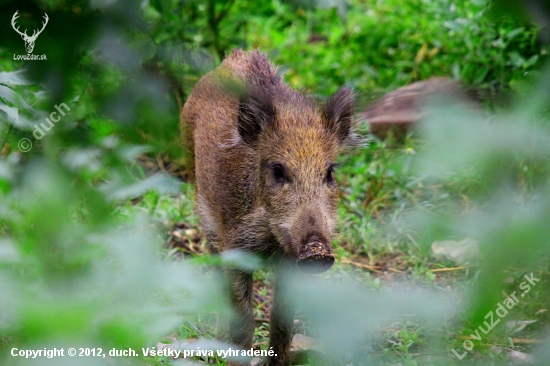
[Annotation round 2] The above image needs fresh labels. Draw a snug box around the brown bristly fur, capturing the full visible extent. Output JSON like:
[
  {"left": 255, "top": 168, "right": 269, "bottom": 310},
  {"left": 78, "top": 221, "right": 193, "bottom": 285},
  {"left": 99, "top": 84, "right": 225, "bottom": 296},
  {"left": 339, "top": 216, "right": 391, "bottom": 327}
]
[{"left": 181, "top": 49, "right": 357, "bottom": 366}]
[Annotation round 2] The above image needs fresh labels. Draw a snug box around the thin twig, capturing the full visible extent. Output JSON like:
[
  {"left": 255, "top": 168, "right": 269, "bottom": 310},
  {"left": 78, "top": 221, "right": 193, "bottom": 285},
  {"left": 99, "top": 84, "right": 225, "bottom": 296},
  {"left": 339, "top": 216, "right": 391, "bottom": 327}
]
[
  {"left": 156, "top": 154, "right": 166, "bottom": 173},
  {"left": 340, "top": 258, "right": 383, "bottom": 273},
  {"left": 431, "top": 266, "right": 472, "bottom": 273},
  {"left": 387, "top": 267, "right": 405, "bottom": 274},
  {"left": 511, "top": 338, "right": 545, "bottom": 344}
]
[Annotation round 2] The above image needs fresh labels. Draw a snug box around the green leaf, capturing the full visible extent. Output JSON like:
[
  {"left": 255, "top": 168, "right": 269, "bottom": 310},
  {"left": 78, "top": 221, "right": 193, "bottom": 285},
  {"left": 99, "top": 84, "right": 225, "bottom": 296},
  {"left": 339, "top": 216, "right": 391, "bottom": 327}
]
[
  {"left": 0, "top": 103, "right": 19, "bottom": 125},
  {"left": 100, "top": 173, "right": 182, "bottom": 200},
  {"left": 0, "top": 85, "right": 35, "bottom": 114},
  {"left": 0, "top": 71, "right": 31, "bottom": 86}
]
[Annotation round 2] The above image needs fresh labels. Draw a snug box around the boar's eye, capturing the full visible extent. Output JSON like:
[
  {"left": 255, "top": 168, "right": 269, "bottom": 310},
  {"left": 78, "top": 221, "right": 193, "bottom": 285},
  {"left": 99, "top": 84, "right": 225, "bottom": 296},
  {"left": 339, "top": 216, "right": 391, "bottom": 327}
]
[
  {"left": 271, "top": 163, "right": 287, "bottom": 184},
  {"left": 325, "top": 164, "right": 337, "bottom": 186}
]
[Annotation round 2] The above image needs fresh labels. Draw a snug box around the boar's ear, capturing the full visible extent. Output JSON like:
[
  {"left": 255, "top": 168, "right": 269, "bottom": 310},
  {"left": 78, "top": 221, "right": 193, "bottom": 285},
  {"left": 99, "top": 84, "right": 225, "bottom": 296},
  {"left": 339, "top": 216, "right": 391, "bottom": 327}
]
[
  {"left": 237, "top": 93, "right": 276, "bottom": 145},
  {"left": 323, "top": 88, "right": 354, "bottom": 143}
]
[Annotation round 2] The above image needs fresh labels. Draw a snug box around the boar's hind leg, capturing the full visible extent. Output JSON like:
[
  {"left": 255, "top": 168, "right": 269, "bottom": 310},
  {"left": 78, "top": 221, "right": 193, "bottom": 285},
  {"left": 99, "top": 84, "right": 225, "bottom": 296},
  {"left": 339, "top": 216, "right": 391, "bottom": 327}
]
[
  {"left": 267, "top": 268, "right": 294, "bottom": 366},
  {"left": 226, "top": 268, "right": 255, "bottom": 366}
]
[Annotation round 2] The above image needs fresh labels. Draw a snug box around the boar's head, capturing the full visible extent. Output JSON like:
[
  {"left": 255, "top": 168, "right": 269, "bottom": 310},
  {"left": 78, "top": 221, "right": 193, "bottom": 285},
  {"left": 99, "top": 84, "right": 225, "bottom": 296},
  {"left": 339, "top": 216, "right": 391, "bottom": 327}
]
[{"left": 237, "top": 87, "right": 355, "bottom": 274}]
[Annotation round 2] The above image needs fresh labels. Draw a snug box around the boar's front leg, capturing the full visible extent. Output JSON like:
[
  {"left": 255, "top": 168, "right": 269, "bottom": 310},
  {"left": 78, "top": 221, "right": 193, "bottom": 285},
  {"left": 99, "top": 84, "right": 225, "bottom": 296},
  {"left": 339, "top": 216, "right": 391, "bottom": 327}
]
[
  {"left": 226, "top": 268, "right": 254, "bottom": 366},
  {"left": 267, "top": 267, "right": 295, "bottom": 366}
]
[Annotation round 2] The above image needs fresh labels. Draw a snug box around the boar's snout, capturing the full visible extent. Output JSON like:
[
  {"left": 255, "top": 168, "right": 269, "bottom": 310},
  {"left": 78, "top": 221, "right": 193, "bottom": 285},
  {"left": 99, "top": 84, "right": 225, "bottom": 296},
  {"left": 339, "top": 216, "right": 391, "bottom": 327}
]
[{"left": 297, "top": 234, "right": 334, "bottom": 274}]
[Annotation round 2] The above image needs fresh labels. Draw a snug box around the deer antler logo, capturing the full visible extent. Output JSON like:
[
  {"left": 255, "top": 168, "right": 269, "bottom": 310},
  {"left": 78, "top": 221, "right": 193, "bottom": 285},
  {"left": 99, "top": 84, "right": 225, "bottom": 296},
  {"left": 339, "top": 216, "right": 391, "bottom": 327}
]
[{"left": 11, "top": 11, "right": 49, "bottom": 54}]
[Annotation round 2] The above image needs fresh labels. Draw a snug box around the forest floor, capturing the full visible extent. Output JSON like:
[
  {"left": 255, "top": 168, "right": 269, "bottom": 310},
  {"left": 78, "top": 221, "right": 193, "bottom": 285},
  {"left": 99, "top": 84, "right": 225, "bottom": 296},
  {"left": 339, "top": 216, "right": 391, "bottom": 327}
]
[{"left": 126, "top": 139, "right": 550, "bottom": 366}]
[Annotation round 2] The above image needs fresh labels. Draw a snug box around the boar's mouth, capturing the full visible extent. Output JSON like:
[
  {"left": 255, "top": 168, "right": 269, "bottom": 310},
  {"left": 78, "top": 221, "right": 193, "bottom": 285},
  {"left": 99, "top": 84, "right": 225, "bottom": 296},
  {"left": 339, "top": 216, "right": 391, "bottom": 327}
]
[{"left": 297, "top": 239, "right": 334, "bottom": 274}]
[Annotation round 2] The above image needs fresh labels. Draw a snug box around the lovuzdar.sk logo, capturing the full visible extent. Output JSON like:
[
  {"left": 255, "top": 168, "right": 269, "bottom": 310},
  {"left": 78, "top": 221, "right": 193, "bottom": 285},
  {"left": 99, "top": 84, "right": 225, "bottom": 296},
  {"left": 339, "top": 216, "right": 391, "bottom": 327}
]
[{"left": 11, "top": 10, "right": 48, "bottom": 61}]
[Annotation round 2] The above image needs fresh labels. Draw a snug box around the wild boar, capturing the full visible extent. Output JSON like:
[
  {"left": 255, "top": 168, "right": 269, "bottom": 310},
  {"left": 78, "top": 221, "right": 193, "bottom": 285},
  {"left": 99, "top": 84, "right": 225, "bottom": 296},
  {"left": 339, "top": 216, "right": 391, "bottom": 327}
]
[{"left": 181, "top": 49, "right": 358, "bottom": 366}]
